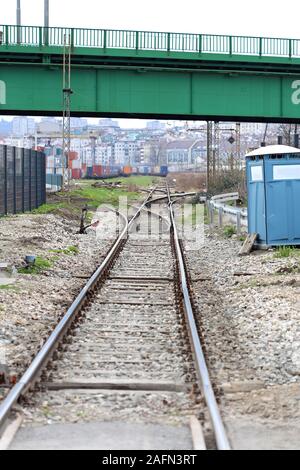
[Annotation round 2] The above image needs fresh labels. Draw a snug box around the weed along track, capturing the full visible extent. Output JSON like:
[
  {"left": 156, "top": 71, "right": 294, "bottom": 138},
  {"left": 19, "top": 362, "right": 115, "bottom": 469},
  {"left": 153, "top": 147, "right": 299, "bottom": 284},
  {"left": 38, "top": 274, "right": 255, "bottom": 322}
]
[{"left": 0, "top": 184, "right": 230, "bottom": 450}]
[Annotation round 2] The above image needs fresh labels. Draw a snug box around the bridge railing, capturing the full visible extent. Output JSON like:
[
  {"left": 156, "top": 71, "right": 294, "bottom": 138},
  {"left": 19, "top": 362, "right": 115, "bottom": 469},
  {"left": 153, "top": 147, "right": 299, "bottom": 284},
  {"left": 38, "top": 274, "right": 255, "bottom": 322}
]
[{"left": 1, "top": 24, "right": 300, "bottom": 58}]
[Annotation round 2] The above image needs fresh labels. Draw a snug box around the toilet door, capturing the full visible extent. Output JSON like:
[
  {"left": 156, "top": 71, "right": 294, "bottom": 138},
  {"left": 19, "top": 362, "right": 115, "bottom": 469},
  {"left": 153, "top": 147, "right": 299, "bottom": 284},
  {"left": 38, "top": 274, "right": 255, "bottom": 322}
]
[{"left": 247, "top": 160, "right": 267, "bottom": 244}]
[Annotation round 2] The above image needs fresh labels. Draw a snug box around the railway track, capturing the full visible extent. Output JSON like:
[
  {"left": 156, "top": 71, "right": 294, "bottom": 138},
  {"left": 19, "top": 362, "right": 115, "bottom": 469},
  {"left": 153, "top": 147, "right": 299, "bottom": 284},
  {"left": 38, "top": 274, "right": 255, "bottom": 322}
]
[{"left": 0, "top": 183, "right": 230, "bottom": 450}]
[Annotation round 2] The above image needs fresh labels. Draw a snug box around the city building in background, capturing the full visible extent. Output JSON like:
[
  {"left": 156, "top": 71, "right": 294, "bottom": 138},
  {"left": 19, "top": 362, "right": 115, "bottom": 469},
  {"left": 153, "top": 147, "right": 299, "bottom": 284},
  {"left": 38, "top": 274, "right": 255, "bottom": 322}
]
[{"left": 0, "top": 117, "right": 298, "bottom": 178}]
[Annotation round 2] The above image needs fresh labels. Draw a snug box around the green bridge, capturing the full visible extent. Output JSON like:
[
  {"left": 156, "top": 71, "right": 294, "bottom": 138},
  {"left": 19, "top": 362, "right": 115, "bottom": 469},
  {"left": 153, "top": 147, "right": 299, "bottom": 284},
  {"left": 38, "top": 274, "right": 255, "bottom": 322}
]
[{"left": 0, "top": 24, "right": 300, "bottom": 122}]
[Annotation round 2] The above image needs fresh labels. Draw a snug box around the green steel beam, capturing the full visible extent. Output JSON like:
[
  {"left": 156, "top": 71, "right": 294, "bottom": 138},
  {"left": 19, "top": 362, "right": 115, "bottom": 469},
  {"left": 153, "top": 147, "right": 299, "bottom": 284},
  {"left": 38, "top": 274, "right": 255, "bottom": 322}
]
[
  {"left": 0, "top": 25, "right": 300, "bottom": 121},
  {"left": 0, "top": 63, "right": 300, "bottom": 122},
  {"left": 2, "top": 47, "right": 300, "bottom": 72}
]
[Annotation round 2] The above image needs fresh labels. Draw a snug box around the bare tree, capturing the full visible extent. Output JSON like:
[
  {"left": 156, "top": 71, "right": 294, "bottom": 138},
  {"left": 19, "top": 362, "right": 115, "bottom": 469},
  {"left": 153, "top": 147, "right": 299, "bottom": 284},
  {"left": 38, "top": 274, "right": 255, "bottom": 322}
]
[{"left": 278, "top": 123, "right": 293, "bottom": 145}]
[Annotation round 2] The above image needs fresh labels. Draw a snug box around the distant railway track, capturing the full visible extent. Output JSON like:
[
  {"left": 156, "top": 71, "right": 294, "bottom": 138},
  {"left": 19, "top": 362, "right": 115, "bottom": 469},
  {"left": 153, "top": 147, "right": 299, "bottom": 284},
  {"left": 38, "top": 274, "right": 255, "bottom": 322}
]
[{"left": 0, "top": 183, "right": 230, "bottom": 450}]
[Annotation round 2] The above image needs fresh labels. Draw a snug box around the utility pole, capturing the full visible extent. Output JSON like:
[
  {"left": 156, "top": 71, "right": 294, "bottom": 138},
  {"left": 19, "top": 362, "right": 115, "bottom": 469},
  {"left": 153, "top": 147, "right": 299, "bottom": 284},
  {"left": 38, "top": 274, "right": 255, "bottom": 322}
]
[
  {"left": 236, "top": 122, "right": 241, "bottom": 169},
  {"left": 16, "top": 0, "right": 21, "bottom": 43},
  {"left": 213, "top": 121, "right": 220, "bottom": 178},
  {"left": 185, "top": 121, "right": 218, "bottom": 192},
  {"left": 62, "top": 32, "right": 73, "bottom": 190},
  {"left": 207, "top": 121, "right": 213, "bottom": 193},
  {"left": 44, "top": 0, "right": 49, "bottom": 45},
  {"left": 44, "top": 0, "right": 49, "bottom": 27},
  {"left": 262, "top": 123, "right": 269, "bottom": 146},
  {"left": 295, "top": 124, "right": 299, "bottom": 148}
]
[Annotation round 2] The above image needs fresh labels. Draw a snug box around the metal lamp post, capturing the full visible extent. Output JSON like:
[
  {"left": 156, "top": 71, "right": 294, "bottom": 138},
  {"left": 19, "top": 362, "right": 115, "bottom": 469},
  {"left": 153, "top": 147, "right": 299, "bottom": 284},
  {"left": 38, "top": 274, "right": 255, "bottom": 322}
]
[
  {"left": 16, "top": 0, "right": 21, "bottom": 43},
  {"left": 44, "top": 0, "right": 49, "bottom": 44}
]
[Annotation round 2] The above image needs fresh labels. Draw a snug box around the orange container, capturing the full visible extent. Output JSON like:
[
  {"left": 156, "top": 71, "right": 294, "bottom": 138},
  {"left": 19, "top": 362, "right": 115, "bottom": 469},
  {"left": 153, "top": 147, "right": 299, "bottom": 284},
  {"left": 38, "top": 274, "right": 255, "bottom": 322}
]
[
  {"left": 123, "top": 166, "right": 132, "bottom": 175},
  {"left": 68, "top": 151, "right": 78, "bottom": 161}
]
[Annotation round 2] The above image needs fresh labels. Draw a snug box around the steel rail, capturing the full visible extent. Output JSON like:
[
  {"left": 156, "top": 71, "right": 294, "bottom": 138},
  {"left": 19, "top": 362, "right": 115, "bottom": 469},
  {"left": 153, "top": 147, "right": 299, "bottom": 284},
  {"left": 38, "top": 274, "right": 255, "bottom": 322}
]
[
  {"left": 148, "top": 192, "right": 197, "bottom": 205},
  {"left": 131, "top": 204, "right": 171, "bottom": 233},
  {"left": 167, "top": 186, "right": 231, "bottom": 451},
  {"left": 0, "top": 190, "right": 156, "bottom": 430}
]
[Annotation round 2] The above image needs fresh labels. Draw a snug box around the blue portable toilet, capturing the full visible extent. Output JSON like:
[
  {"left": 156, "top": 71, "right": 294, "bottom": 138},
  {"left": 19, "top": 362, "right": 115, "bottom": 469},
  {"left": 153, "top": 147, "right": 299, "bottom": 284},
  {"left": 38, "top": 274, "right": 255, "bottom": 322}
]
[{"left": 246, "top": 145, "right": 300, "bottom": 246}]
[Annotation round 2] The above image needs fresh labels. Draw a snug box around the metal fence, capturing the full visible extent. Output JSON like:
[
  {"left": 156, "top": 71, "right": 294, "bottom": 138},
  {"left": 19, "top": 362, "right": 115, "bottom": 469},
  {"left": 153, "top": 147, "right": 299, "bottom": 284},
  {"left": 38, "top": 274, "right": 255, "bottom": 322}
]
[
  {"left": 1, "top": 24, "right": 300, "bottom": 59},
  {"left": 0, "top": 145, "right": 46, "bottom": 216},
  {"left": 208, "top": 193, "right": 248, "bottom": 234}
]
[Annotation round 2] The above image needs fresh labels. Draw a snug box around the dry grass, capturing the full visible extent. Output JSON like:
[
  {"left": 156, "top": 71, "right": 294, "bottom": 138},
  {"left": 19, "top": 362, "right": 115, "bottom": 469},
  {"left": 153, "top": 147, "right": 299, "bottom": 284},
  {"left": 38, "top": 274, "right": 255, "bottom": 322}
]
[{"left": 167, "top": 173, "right": 206, "bottom": 192}]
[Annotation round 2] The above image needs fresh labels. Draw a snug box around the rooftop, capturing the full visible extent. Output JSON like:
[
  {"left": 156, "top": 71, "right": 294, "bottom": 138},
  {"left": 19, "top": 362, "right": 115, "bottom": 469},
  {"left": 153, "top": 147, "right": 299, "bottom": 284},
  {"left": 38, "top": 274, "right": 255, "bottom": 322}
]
[
  {"left": 167, "top": 140, "right": 198, "bottom": 150},
  {"left": 246, "top": 145, "right": 300, "bottom": 157}
]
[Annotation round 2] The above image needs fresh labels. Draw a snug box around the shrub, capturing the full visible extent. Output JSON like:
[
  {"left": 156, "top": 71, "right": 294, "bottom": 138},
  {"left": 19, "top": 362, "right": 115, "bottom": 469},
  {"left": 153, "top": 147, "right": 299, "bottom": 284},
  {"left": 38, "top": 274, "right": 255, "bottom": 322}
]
[
  {"left": 18, "top": 256, "right": 52, "bottom": 275},
  {"left": 223, "top": 225, "right": 236, "bottom": 238}
]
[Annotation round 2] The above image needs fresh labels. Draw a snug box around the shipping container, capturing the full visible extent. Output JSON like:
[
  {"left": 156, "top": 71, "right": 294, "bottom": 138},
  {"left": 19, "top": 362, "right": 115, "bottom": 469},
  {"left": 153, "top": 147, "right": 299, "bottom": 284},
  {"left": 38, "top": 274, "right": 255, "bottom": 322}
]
[
  {"left": 44, "top": 148, "right": 52, "bottom": 157},
  {"left": 71, "top": 159, "right": 82, "bottom": 170},
  {"left": 139, "top": 166, "right": 150, "bottom": 175},
  {"left": 71, "top": 169, "right": 82, "bottom": 180},
  {"left": 92, "top": 165, "right": 103, "bottom": 177},
  {"left": 160, "top": 165, "right": 168, "bottom": 176},
  {"left": 110, "top": 166, "right": 120, "bottom": 176},
  {"left": 68, "top": 151, "right": 78, "bottom": 161},
  {"left": 81, "top": 164, "right": 87, "bottom": 177},
  {"left": 123, "top": 166, "right": 132, "bottom": 175},
  {"left": 46, "top": 156, "right": 55, "bottom": 168},
  {"left": 103, "top": 166, "right": 108, "bottom": 177}
]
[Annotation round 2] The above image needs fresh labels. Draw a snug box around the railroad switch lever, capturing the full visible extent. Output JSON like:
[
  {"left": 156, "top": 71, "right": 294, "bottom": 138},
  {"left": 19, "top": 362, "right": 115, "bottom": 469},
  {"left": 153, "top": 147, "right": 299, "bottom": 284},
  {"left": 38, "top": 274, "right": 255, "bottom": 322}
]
[
  {"left": 0, "top": 364, "right": 10, "bottom": 385},
  {"left": 79, "top": 205, "right": 100, "bottom": 234}
]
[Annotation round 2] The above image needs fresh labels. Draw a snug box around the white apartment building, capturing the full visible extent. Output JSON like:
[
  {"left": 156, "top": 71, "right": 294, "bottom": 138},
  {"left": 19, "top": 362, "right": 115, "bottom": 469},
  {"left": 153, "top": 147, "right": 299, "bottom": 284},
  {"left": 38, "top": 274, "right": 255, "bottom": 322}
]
[
  {"left": 241, "top": 123, "right": 265, "bottom": 135},
  {"left": 12, "top": 117, "right": 35, "bottom": 137},
  {"left": 96, "top": 145, "right": 114, "bottom": 165},
  {"left": 114, "top": 141, "right": 138, "bottom": 165}
]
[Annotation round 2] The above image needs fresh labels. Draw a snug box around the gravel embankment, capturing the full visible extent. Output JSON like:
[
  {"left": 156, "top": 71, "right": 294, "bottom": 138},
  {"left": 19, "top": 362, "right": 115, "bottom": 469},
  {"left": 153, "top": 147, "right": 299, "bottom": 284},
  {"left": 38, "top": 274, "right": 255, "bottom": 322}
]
[
  {"left": 184, "top": 225, "right": 300, "bottom": 422},
  {"left": 0, "top": 209, "right": 118, "bottom": 391}
]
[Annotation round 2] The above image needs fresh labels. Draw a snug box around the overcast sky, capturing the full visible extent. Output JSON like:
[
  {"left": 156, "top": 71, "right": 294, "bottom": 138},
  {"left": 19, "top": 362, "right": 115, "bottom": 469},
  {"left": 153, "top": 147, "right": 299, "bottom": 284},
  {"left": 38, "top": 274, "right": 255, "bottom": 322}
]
[
  {"left": 3, "top": 0, "right": 300, "bottom": 38},
  {"left": 2, "top": 0, "right": 300, "bottom": 128}
]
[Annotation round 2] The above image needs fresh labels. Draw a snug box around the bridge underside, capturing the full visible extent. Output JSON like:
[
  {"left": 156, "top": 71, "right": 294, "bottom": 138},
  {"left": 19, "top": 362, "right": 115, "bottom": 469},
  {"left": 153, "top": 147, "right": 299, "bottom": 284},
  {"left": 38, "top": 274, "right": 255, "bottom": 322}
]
[{"left": 1, "top": 50, "right": 300, "bottom": 122}]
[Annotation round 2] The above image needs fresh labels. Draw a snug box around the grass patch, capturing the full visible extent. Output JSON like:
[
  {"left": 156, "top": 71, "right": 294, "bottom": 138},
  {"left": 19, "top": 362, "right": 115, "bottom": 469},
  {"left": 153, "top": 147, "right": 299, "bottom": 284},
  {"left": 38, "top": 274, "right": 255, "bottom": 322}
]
[
  {"left": 31, "top": 202, "right": 70, "bottom": 215},
  {"left": 69, "top": 184, "right": 139, "bottom": 208},
  {"left": 18, "top": 256, "right": 53, "bottom": 275},
  {"left": 49, "top": 245, "right": 79, "bottom": 256},
  {"left": 0, "top": 284, "right": 20, "bottom": 292},
  {"left": 105, "top": 176, "right": 156, "bottom": 188},
  {"left": 223, "top": 225, "right": 236, "bottom": 238},
  {"left": 29, "top": 177, "right": 153, "bottom": 221},
  {"left": 274, "top": 246, "right": 300, "bottom": 259},
  {"left": 274, "top": 246, "right": 293, "bottom": 258},
  {"left": 67, "top": 245, "right": 79, "bottom": 254}
]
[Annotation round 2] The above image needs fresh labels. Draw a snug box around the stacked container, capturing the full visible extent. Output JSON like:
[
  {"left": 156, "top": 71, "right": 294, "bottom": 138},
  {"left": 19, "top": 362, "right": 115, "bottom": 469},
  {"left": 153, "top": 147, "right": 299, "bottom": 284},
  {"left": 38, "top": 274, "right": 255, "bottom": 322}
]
[
  {"left": 122, "top": 166, "right": 132, "bottom": 176},
  {"left": 92, "top": 165, "right": 103, "bottom": 177}
]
